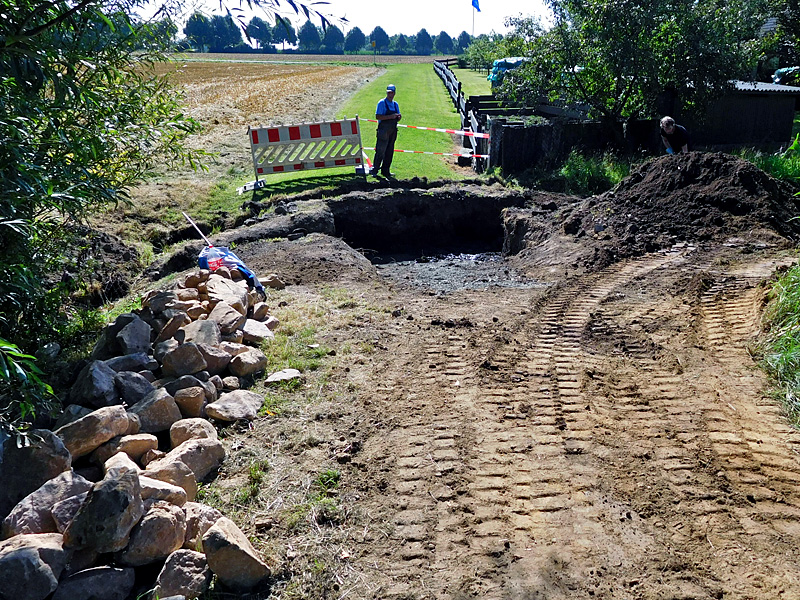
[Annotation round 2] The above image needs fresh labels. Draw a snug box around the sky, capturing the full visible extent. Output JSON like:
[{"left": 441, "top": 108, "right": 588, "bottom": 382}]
[
  {"left": 312, "top": 0, "right": 550, "bottom": 37},
  {"left": 168, "top": 0, "right": 551, "bottom": 38}
]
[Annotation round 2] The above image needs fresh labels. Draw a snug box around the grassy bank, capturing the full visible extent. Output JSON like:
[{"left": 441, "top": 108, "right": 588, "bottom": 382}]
[{"left": 760, "top": 264, "right": 800, "bottom": 426}]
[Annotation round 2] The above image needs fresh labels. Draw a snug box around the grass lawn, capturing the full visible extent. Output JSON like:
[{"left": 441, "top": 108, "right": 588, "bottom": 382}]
[
  {"left": 451, "top": 67, "right": 492, "bottom": 97},
  {"left": 253, "top": 63, "right": 467, "bottom": 194},
  {"left": 336, "top": 63, "right": 467, "bottom": 181}
]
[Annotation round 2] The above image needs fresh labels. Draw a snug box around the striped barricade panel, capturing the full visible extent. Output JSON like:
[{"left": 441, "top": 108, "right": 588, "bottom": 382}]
[{"left": 248, "top": 118, "right": 363, "bottom": 176}]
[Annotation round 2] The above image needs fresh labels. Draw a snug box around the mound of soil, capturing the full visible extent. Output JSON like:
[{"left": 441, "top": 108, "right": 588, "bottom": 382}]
[{"left": 578, "top": 152, "right": 800, "bottom": 254}]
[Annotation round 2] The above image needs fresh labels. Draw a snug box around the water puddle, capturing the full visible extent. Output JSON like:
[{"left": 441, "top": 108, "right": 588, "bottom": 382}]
[{"left": 372, "top": 252, "right": 546, "bottom": 293}]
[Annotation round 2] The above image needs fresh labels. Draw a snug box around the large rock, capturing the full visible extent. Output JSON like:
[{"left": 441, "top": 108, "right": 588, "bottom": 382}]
[
  {"left": 155, "top": 549, "right": 212, "bottom": 600},
  {"left": 145, "top": 460, "right": 197, "bottom": 502},
  {"left": 102, "top": 453, "right": 140, "bottom": 476},
  {"left": 183, "top": 502, "right": 222, "bottom": 551},
  {"left": 228, "top": 349, "right": 268, "bottom": 377},
  {"left": 149, "top": 438, "right": 225, "bottom": 482},
  {"left": 154, "top": 314, "right": 190, "bottom": 345},
  {"left": 170, "top": 419, "right": 218, "bottom": 448},
  {"left": 202, "top": 517, "right": 270, "bottom": 590},
  {"left": 241, "top": 319, "right": 274, "bottom": 345},
  {"left": 69, "top": 360, "right": 119, "bottom": 408},
  {"left": 161, "top": 343, "right": 208, "bottom": 378},
  {"left": 206, "top": 276, "right": 249, "bottom": 315},
  {"left": 128, "top": 388, "right": 182, "bottom": 433},
  {"left": 0, "top": 430, "right": 71, "bottom": 521},
  {"left": 116, "top": 318, "right": 152, "bottom": 355},
  {"left": 104, "top": 353, "right": 158, "bottom": 373},
  {"left": 52, "top": 566, "right": 135, "bottom": 600},
  {"left": 91, "top": 314, "right": 139, "bottom": 360},
  {"left": 55, "top": 405, "right": 131, "bottom": 459},
  {"left": 206, "top": 301, "right": 246, "bottom": 335},
  {"left": 139, "top": 476, "right": 187, "bottom": 506},
  {"left": 251, "top": 302, "right": 270, "bottom": 321},
  {"left": 114, "top": 371, "right": 154, "bottom": 406},
  {"left": 143, "top": 290, "right": 178, "bottom": 314},
  {"left": 52, "top": 405, "right": 92, "bottom": 430},
  {"left": 173, "top": 387, "right": 206, "bottom": 418},
  {"left": 181, "top": 320, "right": 222, "bottom": 346},
  {"left": 0, "top": 533, "right": 70, "bottom": 600},
  {"left": 266, "top": 368, "right": 303, "bottom": 384},
  {"left": 63, "top": 468, "right": 144, "bottom": 553},
  {"left": 51, "top": 492, "right": 88, "bottom": 534},
  {"left": 91, "top": 433, "right": 159, "bottom": 465},
  {"left": 2, "top": 471, "right": 92, "bottom": 538},
  {"left": 205, "top": 390, "right": 264, "bottom": 422},
  {"left": 196, "top": 344, "right": 231, "bottom": 376},
  {"left": 116, "top": 501, "right": 186, "bottom": 567}
]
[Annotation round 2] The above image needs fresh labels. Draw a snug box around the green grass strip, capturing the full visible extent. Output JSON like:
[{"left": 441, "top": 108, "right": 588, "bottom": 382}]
[
  {"left": 760, "top": 262, "right": 800, "bottom": 426},
  {"left": 338, "top": 63, "right": 467, "bottom": 181}
]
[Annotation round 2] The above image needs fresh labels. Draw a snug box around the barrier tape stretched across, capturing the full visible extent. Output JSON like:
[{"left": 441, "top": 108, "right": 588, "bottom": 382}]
[
  {"left": 363, "top": 147, "right": 490, "bottom": 159},
  {"left": 362, "top": 119, "right": 491, "bottom": 139}
]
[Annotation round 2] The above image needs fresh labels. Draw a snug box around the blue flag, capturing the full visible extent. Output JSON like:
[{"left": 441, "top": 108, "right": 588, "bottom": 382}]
[{"left": 472, "top": 0, "right": 480, "bottom": 11}]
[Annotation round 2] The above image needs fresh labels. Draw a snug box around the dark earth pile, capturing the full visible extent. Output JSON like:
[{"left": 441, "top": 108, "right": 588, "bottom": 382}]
[{"left": 567, "top": 152, "right": 800, "bottom": 256}]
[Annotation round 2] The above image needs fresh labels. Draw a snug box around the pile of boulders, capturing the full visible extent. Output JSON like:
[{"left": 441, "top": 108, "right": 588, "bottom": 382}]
[{"left": 0, "top": 267, "right": 299, "bottom": 600}]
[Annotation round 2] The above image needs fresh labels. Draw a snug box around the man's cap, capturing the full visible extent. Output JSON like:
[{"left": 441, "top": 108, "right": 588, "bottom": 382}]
[{"left": 386, "top": 84, "right": 396, "bottom": 92}]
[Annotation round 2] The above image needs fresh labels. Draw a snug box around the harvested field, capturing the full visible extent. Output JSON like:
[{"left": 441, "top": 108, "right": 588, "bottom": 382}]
[{"left": 178, "top": 52, "right": 447, "bottom": 64}]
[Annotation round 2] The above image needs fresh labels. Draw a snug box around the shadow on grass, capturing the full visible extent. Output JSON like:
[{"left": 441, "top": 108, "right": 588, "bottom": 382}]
[{"left": 251, "top": 173, "right": 369, "bottom": 200}]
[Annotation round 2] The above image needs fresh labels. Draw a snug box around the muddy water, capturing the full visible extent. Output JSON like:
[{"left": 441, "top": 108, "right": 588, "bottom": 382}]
[{"left": 372, "top": 252, "right": 547, "bottom": 294}]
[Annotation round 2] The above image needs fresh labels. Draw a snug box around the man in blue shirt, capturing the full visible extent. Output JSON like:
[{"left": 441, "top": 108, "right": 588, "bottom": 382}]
[{"left": 371, "top": 84, "right": 401, "bottom": 178}]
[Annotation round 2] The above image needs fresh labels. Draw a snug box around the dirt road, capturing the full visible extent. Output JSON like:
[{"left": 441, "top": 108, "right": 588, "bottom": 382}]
[
  {"left": 336, "top": 243, "right": 800, "bottom": 600},
  {"left": 201, "top": 223, "right": 799, "bottom": 599}
]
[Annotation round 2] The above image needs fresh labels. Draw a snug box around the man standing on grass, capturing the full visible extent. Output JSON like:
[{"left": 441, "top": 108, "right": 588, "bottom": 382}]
[{"left": 371, "top": 84, "right": 401, "bottom": 178}]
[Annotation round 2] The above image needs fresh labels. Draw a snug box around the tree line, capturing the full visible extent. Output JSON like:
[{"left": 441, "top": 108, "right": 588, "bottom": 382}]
[{"left": 182, "top": 13, "right": 473, "bottom": 55}]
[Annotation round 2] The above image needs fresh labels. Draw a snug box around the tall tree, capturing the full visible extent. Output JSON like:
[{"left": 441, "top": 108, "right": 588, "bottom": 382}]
[
  {"left": 456, "top": 31, "right": 472, "bottom": 54},
  {"left": 272, "top": 18, "right": 297, "bottom": 50},
  {"left": 184, "top": 12, "right": 213, "bottom": 51},
  {"left": 246, "top": 16, "right": 272, "bottom": 49},
  {"left": 322, "top": 24, "right": 345, "bottom": 53},
  {"left": 415, "top": 28, "right": 433, "bottom": 55},
  {"left": 0, "top": 0, "right": 336, "bottom": 436},
  {"left": 210, "top": 14, "right": 242, "bottom": 51},
  {"left": 435, "top": 31, "right": 454, "bottom": 55},
  {"left": 501, "top": 0, "right": 770, "bottom": 136},
  {"left": 370, "top": 26, "right": 390, "bottom": 52},
  {"left": 344, "top": 26, "right": 366, "bottom": 53},
  {"left": 392, "top": 34, "right": 409, "bottom": 54},
  {"left": 298, "top": 20, "right": 322, "bottom": 52}
]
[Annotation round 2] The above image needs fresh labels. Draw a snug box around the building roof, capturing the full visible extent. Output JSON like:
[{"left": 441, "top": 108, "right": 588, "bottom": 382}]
[{"left": 732, "top": 80, "right": 800, "bottom": 95}]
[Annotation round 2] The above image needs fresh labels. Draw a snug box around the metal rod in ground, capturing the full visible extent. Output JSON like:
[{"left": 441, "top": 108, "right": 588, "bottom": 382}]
[{"left": 182, "top": 211, "right": 213, "bottom": 247}]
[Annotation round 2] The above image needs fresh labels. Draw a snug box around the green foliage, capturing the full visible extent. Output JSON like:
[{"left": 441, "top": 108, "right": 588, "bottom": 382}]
[
  {"left": 559, "top": 150, "right": 631, "bottom": 195},
  {"left": 735, "top": 148, "right": 800, "bottom": 186},
  {"left": 496, "top": 0, "right": 770, "bottom": 136},
  {"left": 298, "top": 20, "right": 322, "bottom": 52},
  {"left": 370, "top": 26, "right": 390, "bottom": 52},
  {"left": 760, "top": 264, "right": 800, "bottom": 426},
  {"left": 415, "top": 28, "right": 433, "bottom": 55},
  {"left": 1, "top": 0, "right": 205, "bottom": 347},
  {"left": 344, "top": 27, "right": 366, "bottom": 53},
  {"left": 0, "top": 338, "right": 58, "bottom": 436}
]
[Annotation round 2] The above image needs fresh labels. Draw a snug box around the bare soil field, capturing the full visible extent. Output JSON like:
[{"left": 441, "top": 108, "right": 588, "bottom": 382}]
[
  {"left": 90, "top": 62, "right": 800, "bottom": 598},
  {"left": 179, "top": 52, "right": 447, "bottom": 64}
]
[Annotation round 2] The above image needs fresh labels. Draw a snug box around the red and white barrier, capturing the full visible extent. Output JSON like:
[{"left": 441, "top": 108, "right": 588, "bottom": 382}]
[
  {"left": 362, "top": 119, "right": 491, "bottom": 139},
  {"left": 363, "top": 147, "right": 490, "bottom": 159},
  {"left": 239, "top": 117, "right": 365, "bottom": 193}
]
